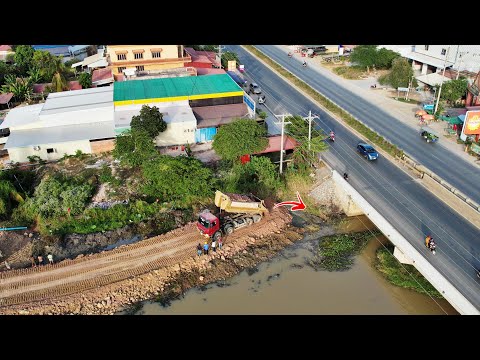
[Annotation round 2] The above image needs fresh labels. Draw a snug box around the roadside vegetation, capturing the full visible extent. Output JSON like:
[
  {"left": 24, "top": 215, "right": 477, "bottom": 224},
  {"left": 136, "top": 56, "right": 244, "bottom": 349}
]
[
  {"left": 376, "top": 246, "right": 443, "bottom": 298},
  {"left": 333, "top": 66, "right": 366, "bottom": 80},
  {"left": 378, "top": 57, "right": 418, "bottom": 89},
  {"left": 309, "top": 231, "right": 379, "bottom": 271},
  {"left": 244, "top": 45, "right": 404, "bottom": 159},
  {"left": 0, "top": 45, "right": 99, "bottom": 104}
]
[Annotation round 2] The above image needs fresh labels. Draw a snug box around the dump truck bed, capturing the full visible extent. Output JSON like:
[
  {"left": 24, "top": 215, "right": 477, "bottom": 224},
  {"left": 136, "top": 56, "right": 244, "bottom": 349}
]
[{"left": 214, "top": 191, "right": 268, "bottom": 215}]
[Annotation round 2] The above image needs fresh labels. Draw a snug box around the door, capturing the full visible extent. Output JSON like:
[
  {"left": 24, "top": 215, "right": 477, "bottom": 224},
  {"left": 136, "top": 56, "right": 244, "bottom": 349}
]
[{"left": 195, "top": 127, "right": 217, "bottom": 143}]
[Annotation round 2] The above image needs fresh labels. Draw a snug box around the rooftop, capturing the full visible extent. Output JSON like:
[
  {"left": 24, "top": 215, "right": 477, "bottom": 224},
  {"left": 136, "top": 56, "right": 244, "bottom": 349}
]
[
  {"left": 254, "top": 135, "right": 298, "bottom": 154},
  {"left": 40, "top": 87, "right": 113, "bottom": 116},
  {"left": 4, "top": 121, "right": 115, "bottom": 149},
  {"left": 196, "top": 68, "right": 226, "bottom": 76},
  {"left": 113, "top": 74, "right": 243, "bottom": 103},
  {"left": 193, "top": 103, "right": 249, "bottom": 128},
  {"left": 0, "top": 104, "right": 43, "bottom": 129},
  {"left": 92, "top": 68, "right": 114, "bottom": 85},
  {"left": 114, "top": 103, "right": 196, "bottom": 129}
]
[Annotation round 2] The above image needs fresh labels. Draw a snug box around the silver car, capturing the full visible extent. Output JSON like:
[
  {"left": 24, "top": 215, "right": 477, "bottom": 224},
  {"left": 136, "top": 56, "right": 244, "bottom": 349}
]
[{"left": 249, "top": 82, "right": 262, "bottom": 94}]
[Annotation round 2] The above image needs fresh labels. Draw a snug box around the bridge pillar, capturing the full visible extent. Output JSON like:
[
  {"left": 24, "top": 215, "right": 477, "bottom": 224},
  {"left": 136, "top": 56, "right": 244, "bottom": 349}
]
[{"left": 393, "top": 246, "right": 414, "bottom": 265}]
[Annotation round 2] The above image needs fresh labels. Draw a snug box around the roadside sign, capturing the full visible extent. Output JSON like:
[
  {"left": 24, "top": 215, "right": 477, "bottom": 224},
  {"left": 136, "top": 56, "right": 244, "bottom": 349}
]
[{"left": 243, "top": 92, "right": 256, "bottom": 118}]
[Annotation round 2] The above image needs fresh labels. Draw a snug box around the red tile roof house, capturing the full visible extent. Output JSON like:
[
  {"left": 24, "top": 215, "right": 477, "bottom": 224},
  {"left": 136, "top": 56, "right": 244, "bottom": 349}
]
[
  {"left": 92, "top": 68, "right": 114, "bottom": 87},
  {"left": 184, "top": 47, "right": 221, "bottom": 69}
]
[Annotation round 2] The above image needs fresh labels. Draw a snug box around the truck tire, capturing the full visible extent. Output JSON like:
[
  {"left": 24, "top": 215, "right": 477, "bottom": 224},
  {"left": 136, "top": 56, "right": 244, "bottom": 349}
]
[
  {"left": 224, "top": 225, "right": 234, "bottom": 235},
  {"left": 246, "top": 218, "right": 253, "bottom": 226},
  {"left": 213, "top": 231, "right": 222, "bottom": 242}
]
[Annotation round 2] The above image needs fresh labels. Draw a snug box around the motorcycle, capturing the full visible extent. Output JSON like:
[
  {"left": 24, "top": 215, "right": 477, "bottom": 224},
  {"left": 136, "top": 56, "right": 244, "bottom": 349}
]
[
  {"left": 477, "top": 270, "right": 480, "bottom": 279},
  {"left": 343, "top": 173, "right": 349, "bottom": 181},
  {"left": 426, "top": 239, "right": 436, "bottom": 255},
  {"left": 288, "top": 53, "right": 293, "bottom": 58},
  {"left": 329, "top": 134, "right": 335, "bottom": 142},
  {"left": 258, "top": 96, "right": 266, "bottom": 105},
  {"left": 370, "top": 84, "right": 377, "bottom": 89},
  {"left": 302, "top": 62, "right": 307, "bottom": 68}
]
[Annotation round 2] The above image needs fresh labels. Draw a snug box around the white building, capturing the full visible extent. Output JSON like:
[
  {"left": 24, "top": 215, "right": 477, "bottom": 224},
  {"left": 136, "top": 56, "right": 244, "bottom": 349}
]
[
  {"left": 0, "top": 87, "right": 116, "bottom": 163},
  {"left": 406, "top": 45, "right": 480, "bottom": 75},
  {"left": 114, "top": 100, "right": 197, "bottom": 147}
]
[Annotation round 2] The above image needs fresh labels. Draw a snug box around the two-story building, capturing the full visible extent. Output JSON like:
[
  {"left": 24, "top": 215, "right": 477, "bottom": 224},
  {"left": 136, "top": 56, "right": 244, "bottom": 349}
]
[{"left": 106, "top": 45, "right": 194, "bottom": 78}]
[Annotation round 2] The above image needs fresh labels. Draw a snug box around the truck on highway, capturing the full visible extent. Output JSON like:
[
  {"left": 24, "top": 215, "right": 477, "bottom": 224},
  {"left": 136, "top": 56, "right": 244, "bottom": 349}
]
[{"left": 197, "top": 191, "right": 268, "bottom": 241}]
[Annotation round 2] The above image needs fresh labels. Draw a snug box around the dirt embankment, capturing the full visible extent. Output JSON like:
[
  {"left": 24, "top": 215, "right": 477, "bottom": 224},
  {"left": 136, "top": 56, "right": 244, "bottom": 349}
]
[{"left": 0, "top": 208, "right": 302, "bottom": 315}]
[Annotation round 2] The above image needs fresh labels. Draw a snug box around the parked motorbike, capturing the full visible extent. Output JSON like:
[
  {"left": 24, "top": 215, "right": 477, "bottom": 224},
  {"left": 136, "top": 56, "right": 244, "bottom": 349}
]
[
  {"left": 258, "top": 95, "right": 266, "bottom": 105},
  {"left": 288, "top": 52, "right": 293, "bottom": 58}
]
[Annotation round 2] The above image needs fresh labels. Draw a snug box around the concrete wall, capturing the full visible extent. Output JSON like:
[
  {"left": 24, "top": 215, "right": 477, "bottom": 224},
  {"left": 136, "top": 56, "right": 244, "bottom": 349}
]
[
  {"left": 331, "top": 170, "right": 480, "bottom": 315},
  {"left": 155, "top": 121, "right": 196, "bottom": 147},
  {"left": 333, "top": 178, "right": 363, "bottom": 216},
  {"left": 90, "top": 139, "right": 115, "bottom": 153},
  {"left": 8, "top": 140, "right": 92, "bottom": 163}
]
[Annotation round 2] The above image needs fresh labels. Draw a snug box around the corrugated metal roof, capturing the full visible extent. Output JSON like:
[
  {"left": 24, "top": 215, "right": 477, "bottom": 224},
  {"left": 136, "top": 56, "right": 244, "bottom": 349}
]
[
  {"left": 113, "top": 74, "right": 242, "bottom": 102},
  {"left": 254, "top": 135, "right": 298, "bottom": 154},
  {"left": 193, "top": 103, "right": 249, "bottom": 128},
  {"left": 0, "top": 104, "right": 43, "bottom": 129},
  {"left": 115, "top": 104, "right": 196, "bottom": 129},
  {"left": 40, "top": 87, "right": 113, "bottom": 115},
  {"left": 5, "top": 121, "right": 115, "bottom": 149}
]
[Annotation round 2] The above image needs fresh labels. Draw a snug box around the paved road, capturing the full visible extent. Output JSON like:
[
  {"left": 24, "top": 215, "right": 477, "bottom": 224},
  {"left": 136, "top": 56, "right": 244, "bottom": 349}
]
[
  {"left": 227, "top": 45, "right": 480, "bottom": 312},
  {"left": 254, "top": 45, "right": 480, "bottom": 206}
]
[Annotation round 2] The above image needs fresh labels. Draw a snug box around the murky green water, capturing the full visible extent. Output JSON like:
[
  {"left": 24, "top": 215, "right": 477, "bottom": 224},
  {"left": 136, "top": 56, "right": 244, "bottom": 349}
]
[{"left": 121, "top": 216, "right": 458, "bottom": 315}]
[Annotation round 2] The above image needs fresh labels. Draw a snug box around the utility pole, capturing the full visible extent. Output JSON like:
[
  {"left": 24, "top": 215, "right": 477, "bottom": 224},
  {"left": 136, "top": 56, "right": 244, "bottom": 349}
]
[
  {"left": 456, "top": 51, "right": 469, "bottom": 80},
  {"left": 218, "top": 45, "right": 224, "bottom": 69},
  {"left": 303, "top": 110, "right": 319, "bottom": 150},
  {"left": 274, "top": 113, "right": 292, "bottom": 174},
  {"left": 434, "top": 46, "right": 451, "bottom": 114}
]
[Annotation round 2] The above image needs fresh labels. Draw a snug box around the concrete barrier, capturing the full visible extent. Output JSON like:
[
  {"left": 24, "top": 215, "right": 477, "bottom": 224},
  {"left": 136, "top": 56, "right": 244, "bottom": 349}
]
[{"left": 330, "top": 169, "right": 480, "bottom": 315}]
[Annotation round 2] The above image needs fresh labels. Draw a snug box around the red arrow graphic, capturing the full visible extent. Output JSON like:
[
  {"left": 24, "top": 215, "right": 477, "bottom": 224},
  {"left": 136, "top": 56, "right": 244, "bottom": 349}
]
[{"left": 274, "top": 192, "right": 306, "bottom": 211}]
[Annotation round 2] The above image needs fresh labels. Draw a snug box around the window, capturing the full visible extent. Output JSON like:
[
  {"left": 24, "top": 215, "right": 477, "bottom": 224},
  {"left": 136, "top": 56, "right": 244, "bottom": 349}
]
[
  {"left": 134, "top": 52, "right": 143, "bottom": 59},
  {"left": 151, "top": 51, "right": 161, "bottom": 58},
  {"left": 441, "top": 48, "right": 446, "bottom": 55},
  {"left": 46, "top": 148, "right": 55, "bottom": 154},
  {"left": 118, "top": 67, "right": 126, "bottom": 73},
  {"left": 136, "top": 65, "right": 145, "bottom": 71},
  {"left": 117, "top": 53, "right": 127, "bottom": 60},
  {"left": 424, "top": 45, "right": 429, "bottom": 51}
]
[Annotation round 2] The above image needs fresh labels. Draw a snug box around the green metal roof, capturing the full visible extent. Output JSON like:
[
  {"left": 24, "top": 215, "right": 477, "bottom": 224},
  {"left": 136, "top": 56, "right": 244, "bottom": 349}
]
[{"left": 113, "top": 74, "right": 243, "bottom": 102}]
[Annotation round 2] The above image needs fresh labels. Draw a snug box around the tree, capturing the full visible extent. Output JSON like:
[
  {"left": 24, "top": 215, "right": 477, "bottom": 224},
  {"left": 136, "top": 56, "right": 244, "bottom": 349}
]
[
  {"left": 113, "top": 129, "right": 158, "bottom": 167},
  {"left": 142, "top": 155, "right": 215, "bottom": 206},
  {"left": 285, "top": 115, "right": 311, "bottom": 139},
  {"left": 349, "top": 45, "right": 378, "bottom": 69},
  {"left": 79, "top": 72, "right": 92, "bottom": 89},
  {"left": 1, "top": 74, "right": 33, "bottom": 102},
  {"left": 130, "top": 105, "right": 167, "bottom": 138},
  {"left": 0, "top": 61, "right": 14, "bottom": 86},
  {"left": 13, "top": 45, "right": 35, "bottom": 75},
  {"left": 50, "top": 57, "right": 69, "bottom": 92},
  {"left": 212, "top": 119, "right": 269, "bottom": 161},
  {"left": 64, "top": 58, "right": 81, "bottom": 68},
  {"left": 224, "top": 156, "right": 280, "bottom": 198},
  {"left": 378, "top": 58, "right": 417, "bottom": 89},
  {"left": 350, "top": 45, "right": 399, "bottom": 70},
  {"left": 32, "top": 50, "right": 56, "bottom": 81},
  {"left": 439, "top": 78, "right": 468, "bottom": 105},
  {"left": 0, "top": 180, "right": 22, "bottom": 218}
]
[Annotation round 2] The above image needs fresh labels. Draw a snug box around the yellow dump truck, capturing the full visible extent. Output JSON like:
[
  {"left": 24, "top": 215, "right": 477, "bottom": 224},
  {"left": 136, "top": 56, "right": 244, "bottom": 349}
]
[{"left": 197, "top": 191, "right": 268, "bottom": 241}]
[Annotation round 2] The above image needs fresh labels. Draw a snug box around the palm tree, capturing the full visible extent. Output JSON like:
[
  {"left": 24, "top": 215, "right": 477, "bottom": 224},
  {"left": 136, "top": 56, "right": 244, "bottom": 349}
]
[
  {"left": 50, "top": 57, "right": 69, "bottom": 92},
  {"left": 1, "top": 74, "right": 33, "bottom": 103}
]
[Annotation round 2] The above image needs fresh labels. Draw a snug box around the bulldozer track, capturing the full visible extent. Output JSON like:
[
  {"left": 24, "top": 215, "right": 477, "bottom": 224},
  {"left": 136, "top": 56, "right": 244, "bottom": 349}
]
[{"left": 0, "top": 213, "right": 285, "bottom": 308}]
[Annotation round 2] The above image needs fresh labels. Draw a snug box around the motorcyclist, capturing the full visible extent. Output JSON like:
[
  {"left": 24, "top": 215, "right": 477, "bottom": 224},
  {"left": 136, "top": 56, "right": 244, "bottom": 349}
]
[
  {"left": 288, "top": 52, "right": 292, "bottom": 58},
  {"left": 258, "top": 95, "right": 266, "bottom": 104},
  {"left": 302, "top": 61, "right": 307, "bottom": 67},
  {"left": 343, "top": 172, "right": 349, "bottom": 181},
  {"left": 425, "top": 235, "right": 432, "bottom": 248},
  {"left": 329, "top": 131, "right": 335, "bottom": 139}
]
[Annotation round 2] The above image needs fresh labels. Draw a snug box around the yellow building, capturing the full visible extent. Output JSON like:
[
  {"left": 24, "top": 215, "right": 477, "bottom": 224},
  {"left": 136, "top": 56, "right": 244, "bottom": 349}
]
[{"left": 106, "top": 45, "right": 192, "bottom": 76}]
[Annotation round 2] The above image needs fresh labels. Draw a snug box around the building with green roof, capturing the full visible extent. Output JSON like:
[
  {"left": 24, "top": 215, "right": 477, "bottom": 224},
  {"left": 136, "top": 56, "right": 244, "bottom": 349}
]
[{"left": 113, "top": 74, "right": 244, "bottom": 106}]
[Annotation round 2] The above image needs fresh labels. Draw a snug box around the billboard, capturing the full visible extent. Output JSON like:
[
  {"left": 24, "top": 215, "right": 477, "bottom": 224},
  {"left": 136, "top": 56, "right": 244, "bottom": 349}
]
[
  {"left": 227, "top": 60, "right": 236, "bottom": 72},
  {"left": 463, "top": 110, "right": 480, "bottom": 135}
]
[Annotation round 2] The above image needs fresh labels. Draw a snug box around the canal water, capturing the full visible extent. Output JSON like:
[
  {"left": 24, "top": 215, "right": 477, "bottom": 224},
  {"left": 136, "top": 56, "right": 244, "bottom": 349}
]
[{"left": 123, "top": 216, "right": 458, "bottom": 315}]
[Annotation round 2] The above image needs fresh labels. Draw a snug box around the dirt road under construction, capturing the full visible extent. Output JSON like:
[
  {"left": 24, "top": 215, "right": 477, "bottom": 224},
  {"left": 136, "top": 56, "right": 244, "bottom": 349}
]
[{"left": 0, "top": 209, "right": 291, "bottom": 310}]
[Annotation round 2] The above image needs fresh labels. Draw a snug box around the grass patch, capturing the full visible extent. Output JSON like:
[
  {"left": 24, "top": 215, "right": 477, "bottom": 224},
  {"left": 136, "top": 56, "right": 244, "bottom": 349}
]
[
  {"left": 244, "top": 46, "right": 404, "bottom": 159},
  {"left": 309, "top": 230, "right": 379, "bottom": 271},
  {"left": 392, "top": 97, "right": 421, "bottom": 105},
  {"left": 333, "top": 65, "right": 366, "bottom": 79},
  {"left": 375, "top": 247, "right": 443, "bottom": 298}
]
